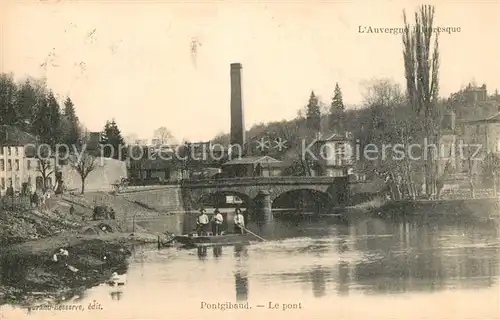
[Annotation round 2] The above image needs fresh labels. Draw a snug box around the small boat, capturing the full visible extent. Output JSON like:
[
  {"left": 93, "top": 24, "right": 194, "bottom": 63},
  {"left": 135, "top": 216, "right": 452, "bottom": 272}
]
[{"left": 174, "top": 233, "right": 257, "bottom": 247}]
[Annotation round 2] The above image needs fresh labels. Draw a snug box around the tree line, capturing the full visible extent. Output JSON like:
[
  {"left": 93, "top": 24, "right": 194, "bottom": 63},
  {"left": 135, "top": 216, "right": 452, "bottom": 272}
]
[
  {"left": 0, "top": 74, "right": 128, "bottom": 193},
  {"left": 212, "top": 5, "right": 500, "bottom": 200},
  {"left": 0, "top": 74, "right": 127, "bottom": 157},
  {"left": 0, "top": 74, "right": 81, "bottom": 148}
]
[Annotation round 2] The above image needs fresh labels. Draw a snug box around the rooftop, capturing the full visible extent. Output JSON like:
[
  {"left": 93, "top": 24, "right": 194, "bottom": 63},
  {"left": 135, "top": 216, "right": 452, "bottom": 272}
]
[
  {"left": 0, "top": 125, "right": 38, "bottom": 146},
  {"left": 222, "top": 155, "right": 281, "bottom": 166}
]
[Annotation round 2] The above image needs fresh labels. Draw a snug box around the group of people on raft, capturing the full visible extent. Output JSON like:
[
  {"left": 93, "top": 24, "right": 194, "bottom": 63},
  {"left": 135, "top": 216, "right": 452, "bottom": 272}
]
[{"left": 196, "top": 206, "right": 246, "bottom": 236}]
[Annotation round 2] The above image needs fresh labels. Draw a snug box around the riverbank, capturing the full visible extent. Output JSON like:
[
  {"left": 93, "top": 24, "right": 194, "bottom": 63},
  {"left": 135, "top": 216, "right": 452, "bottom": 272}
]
[
  {"left": 0, "top": 231, "right": 164, "bottom": 307},
  {"left": 0, "top": 193, "right": 171, "bottom": 307},
  {"left": 376, "top": 198, "right": 500, "bottom": 220},
  {"left": 274, "top": 197, "right": 500, "bottom": 221}
]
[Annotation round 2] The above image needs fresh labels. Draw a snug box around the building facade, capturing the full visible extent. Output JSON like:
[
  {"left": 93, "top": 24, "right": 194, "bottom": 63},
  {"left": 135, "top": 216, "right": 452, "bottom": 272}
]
[
  {"left": 0, "top": 126, "right": 128, "bottom": 194},
  {"left": 311, "top": 133, "right": 354, "bottom": 177},
  {"left": 0, "top": 126, "right": 56, "bottom": 194}
]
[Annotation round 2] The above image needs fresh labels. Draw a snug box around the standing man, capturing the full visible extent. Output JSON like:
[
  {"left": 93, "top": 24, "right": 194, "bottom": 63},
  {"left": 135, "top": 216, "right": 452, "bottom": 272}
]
[
  {"left": 197, "top": 208, "right": 209, "bottom": 236},
  {"left": 234, "top": 208, "right": 245, "bottom": 234},
  {"left": 211, "top": 207, "right": 224, "bottom": 235}
]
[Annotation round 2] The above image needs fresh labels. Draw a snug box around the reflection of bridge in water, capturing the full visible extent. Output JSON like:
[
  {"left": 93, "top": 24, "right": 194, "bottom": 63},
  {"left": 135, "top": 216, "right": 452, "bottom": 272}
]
[{"left": 194, "top": 218, "right": 499, "bottom": 299}]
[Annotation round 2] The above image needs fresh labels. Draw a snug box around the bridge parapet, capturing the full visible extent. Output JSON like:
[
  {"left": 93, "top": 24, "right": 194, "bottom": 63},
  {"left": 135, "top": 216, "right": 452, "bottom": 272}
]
[{"left": 181, "top": 176, "right": 343, "bottom": 188}]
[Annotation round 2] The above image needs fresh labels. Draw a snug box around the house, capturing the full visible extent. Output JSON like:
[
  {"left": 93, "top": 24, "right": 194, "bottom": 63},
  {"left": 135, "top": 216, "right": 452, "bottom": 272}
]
[
  {"left": 0, "top": 126, "right": 129, "bottom": 194},
  {"left": 0, "top": 125, "right": 56, "bottom": 194},
  {"left": 311, "top": 132, "right": 354, "bottom": 177},
  {"left": 128, "top": 158, "right": 183, "bottom": 183},
  {"left": 458, "top": 108, "right": 500, "bottom": 179},
  {"left": 221, "top": 156, "right": 284, "bottom": 177}
]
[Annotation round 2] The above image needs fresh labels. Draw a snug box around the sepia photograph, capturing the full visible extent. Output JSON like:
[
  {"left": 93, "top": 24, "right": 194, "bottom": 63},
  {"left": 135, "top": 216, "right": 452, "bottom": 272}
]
[{"left": 0, "top": 1, "right": 499, "bottom": 319}]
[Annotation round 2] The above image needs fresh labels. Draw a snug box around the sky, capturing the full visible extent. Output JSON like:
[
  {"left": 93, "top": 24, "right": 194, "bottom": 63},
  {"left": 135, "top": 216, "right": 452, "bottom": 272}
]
[{"left": 1, "top": 0, "right": 499, "bottom": 142}]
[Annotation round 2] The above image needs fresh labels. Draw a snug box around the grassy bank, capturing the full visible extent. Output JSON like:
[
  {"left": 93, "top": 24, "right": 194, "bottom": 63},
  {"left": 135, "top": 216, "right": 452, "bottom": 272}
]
[{"left": 0, "top": 193, "right": 168, "bottom": 306}]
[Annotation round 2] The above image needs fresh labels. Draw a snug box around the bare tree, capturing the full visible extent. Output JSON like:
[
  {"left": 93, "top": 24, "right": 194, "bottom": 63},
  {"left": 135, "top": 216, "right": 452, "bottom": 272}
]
[
  {"left": 402, "top": 5, "right": 440, "bottom": 198},
  {"left": 357, "top": 79, "right": 423, "bottom": 200},
  {"left": 153, "top": 126, "right": 174, "bottom": 145},
  {"left": 361, "top": 79, "right": 405, "bottom": 107},
  {"left": 35, "top": 158, "right": 56, "bottom": 192},
  {"left": 69, "top": 150, "right": 98, "bottom": 194}
]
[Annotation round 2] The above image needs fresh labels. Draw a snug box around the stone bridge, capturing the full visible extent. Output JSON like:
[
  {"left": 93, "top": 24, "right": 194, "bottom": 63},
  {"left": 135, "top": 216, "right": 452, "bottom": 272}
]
[{"left": 180, "top": 176, "right": 350, "bottom": 213}]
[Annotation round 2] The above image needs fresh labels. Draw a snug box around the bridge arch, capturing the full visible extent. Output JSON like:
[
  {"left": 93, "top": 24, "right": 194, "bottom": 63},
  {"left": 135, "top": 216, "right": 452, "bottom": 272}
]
[
  {"left": 268, "top": 185, "right": 329, "bottom": 203},
  {"left": 272, "top": 188, "right": 332, "bottom": 211}
]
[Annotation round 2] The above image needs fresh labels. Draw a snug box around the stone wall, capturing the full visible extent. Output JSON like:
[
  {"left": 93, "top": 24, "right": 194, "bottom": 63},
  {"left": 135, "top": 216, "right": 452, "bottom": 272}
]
[{"left": 118, "top": 185, "right": 185, "bottom": 213}]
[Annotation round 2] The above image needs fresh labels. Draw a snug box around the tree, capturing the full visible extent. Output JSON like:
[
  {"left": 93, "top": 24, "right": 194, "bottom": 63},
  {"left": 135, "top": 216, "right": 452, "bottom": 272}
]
[
  {"left": 362, "top": 79, "right": 405, "bottom": 107},
  {"left": 61, "top": 97, "right": 81, "bottom": 146},
  {"left": 31, "top": 94, "right": 51, "bottom": 143},
  {"left": 69, "top": 148, "right": 98, "bottom": 194},
  {"left": 31, "top": 91, "right": 62, "bottom": 147},
  {"left": 276, "top": 119, "right": 315, "bottom": 176},
  {"left": 329, "top": 83, "right": 345, "bottom": 133},
  {"left": 153, "top": 126, "right": 174, "bottom": 145},
  {"left": 100, "top": 119, "right": 126, "bottom": 160},
  {"left": 46, "top": 92, "right": 62, "bottom": 147},
  {"left": 0, "top": 73, "right": 19, "bottom": 126},
  {"left": 36, "top": 158, "right": 56, "bottom": 192},
  {"left": 306, "top": 91, "right": 321, "bottom": 133},
  {"left": 15, "top": 79, "right": 38, "bottom": 130},
  {"left": 402, "top": 5, "right": 440, "bottom": 198},
  {"left": 355, "top": 79, "right": 425, "bottom": 200}
]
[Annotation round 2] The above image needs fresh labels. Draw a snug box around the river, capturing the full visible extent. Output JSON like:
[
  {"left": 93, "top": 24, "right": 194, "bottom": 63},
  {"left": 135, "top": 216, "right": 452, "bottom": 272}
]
[{"left": 2, "top": 215, "right": 499, "bottom": 319}]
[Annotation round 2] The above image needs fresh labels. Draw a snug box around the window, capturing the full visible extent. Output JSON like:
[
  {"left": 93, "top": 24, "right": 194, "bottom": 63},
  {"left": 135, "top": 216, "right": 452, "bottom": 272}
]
[
  {"left": 7, "top": 147, "right": 11, "bottom": 156},
  {"left": 15, "top": 160, "right": 19, "bottom": 171},
  {"left": 1, "top": 178, "right": 4, "bottom": 189},
  {"left": 0, "top": 146, "right": 3, "bottom": 155},
  {"left": 0, "top": 160, "right": 4, "bottom": 171},
  {"left": 15, "top": 147, "right": 18, "bottom": 156},
  {"left": 7, "top": 178, "right": 12, "bottom": 187},
  {"left": 27, "top": 176, "right": 32, "bottom": 186},
  {"left": 27, "top": 160, "right": 31, "bottom": 170},
  {"left": 7, "top": 160, "right": 11, "bottom": 171}
]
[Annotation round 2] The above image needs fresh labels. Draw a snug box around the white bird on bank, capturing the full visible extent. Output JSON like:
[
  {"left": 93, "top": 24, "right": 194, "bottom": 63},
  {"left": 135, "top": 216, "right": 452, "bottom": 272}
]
[{"left": 108, "top": 272, "right": 126, "bottom": 286}]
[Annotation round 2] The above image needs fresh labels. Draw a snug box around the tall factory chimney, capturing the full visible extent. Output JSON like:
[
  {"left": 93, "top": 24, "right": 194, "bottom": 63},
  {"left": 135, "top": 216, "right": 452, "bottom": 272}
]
[{"left": 230, "top": 63, "right": 245, "bottom": 149}]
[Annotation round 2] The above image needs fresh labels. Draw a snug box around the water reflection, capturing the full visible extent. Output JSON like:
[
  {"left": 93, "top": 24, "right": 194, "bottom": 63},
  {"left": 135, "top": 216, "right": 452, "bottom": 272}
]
[
  {"left": 337, "top": 239, "right": 348, "bottom": 253},
  {"left": 213, "top": 246, "right": 222, "bottom": 258},
  {"left": 110, "top": 290, "right": 123, "bottom": 301},
  {"left": 197, "top": 247, "right": 207, "bottom": 260},
  {"left": 337, "top": 261, "right": 350, "bottom": 296},
  {"left": 234, "top": 245, "right": 249, "bottom": 300},
  {"left": 310, "top": 267, "right": 326, "bottom": 297},
  {"left": 350, "top": 218, "right": 499, "bottom": 294},
  {"left": 234, "top": 272, "right": 249, "bottom": 301},
  {"left": 247, "top": 216, "right": 499, "bottom": 298}
]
